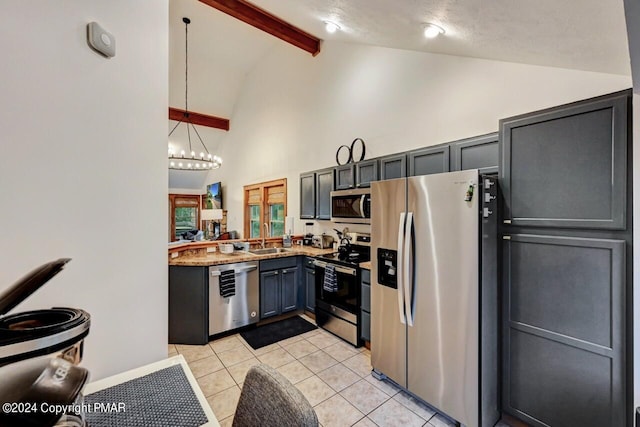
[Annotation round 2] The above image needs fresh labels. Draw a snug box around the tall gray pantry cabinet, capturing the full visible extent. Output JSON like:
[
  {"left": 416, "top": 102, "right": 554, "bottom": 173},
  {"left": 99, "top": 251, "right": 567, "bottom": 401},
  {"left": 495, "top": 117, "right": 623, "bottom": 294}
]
[{"left": 500, "top": 90, "right": 631, "bottom": 427}]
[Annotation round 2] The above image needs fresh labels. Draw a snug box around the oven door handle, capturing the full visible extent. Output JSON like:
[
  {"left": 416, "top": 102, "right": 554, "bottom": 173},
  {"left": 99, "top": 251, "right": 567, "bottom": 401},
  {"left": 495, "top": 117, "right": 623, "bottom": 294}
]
[
  {"left": 360, "top": 195, "right": 366, "bottom": 218},
  {"left": 397, "top": 212, "right": 407, "bottom": 325},
  {"left": 313, "top": 260, "right": 357, "bottom": 276}
]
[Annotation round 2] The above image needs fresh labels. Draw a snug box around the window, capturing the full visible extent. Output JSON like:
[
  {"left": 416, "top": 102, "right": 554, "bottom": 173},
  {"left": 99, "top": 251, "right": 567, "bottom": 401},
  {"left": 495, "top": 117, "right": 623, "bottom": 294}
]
[
  {"left": 169, "top": 194, "right": 200, "bottom": 241},
  {"left": 244, "top": 178, "right": 287, "bottom": 239}
]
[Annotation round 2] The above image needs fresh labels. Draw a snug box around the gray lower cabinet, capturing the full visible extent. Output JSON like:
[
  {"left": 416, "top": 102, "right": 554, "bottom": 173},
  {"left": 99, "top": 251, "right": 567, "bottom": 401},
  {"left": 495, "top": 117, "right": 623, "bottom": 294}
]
[
  {"left": 259, "top": 257, "right": 300, "bottom": 319},
  {"left": 335, "top": 164, "right": 355, "bottom": 190},
  {"left": 281, "top": 268, "right": 299, "bottom": 313},
  {"left": 360, "top": 268, "right": 371, "bottom": 342},
  {"left": 408, "top": 145, "right": 450, "bottom": 176},
  {"left": 379, "top": 154, "right": 407, "bottom": 180},
  {"left": 259, "top": 270, "right": 280, "bottom": 318},
  {"left": 304, "top": 257, "right": 316, "bottom": 313},
  {"left": 169, "top": 266, "right": 209, "bottom": 345},
  {"left": 502, "top": 234, "right": 625, "bottom": 427},
  {"left": 450, "top": 133, "right": 498, "bottom": 174},
  {"left": 355, "top": 159, "right": 379, "bottom": 187},
  {"left": 316, "top": 168, "right": 334, "bottom": 220},
  {"left": 300, "top": 172, "right": 316, "bottom": 219}
]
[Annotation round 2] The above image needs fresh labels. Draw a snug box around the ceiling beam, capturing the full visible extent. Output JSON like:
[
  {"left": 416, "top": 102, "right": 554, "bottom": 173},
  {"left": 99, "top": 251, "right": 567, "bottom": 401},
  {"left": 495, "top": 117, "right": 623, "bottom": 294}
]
[
  {"left": 199, "top": 0, "right": 321, "bottom": 56},
  {"left": 169, "top": 107, "right": 230, "bottom": 131}
]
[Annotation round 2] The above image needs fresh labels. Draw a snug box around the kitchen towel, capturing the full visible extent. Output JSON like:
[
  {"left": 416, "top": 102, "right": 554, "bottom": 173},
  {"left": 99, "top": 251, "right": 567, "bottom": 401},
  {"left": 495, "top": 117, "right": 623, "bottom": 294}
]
[
  {"left": 323, "top": 264, "right": 338, "bottom": 293},
  {"left": 219, "top": 269, "right": 236, "bottom": 297}
]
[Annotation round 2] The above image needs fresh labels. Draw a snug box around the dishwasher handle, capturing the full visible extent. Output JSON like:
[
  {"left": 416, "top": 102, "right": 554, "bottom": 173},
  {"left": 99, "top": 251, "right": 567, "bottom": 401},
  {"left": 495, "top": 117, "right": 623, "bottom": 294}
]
[{"left": 210, "top": 265, "right": 258, "bottom": 276}]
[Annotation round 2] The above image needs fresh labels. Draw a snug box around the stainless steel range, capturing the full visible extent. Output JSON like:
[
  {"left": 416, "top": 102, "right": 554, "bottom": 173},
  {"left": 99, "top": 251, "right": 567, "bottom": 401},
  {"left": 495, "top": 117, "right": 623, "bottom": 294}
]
[{"left": 314, "top": 233, "right": 370, "bottom": 347}]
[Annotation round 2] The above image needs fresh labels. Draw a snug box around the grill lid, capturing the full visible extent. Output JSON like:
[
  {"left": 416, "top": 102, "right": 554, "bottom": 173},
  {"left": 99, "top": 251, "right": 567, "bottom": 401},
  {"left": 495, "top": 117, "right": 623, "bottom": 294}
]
[{"left": 0, "top": 258, "right": 71, "bottom": 316}]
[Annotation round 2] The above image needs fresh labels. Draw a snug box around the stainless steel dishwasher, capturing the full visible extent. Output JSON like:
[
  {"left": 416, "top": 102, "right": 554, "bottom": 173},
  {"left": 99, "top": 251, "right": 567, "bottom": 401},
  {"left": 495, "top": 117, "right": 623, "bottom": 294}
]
[{"left": 209, "top": 261, "right": 259, "bottom": 335}]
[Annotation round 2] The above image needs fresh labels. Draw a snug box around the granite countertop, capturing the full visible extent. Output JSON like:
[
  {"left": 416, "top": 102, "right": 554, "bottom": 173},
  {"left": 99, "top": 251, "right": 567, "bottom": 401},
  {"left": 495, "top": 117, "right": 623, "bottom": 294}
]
[
  {"left": 359, "top": 261, "right": 372, "bottom": 270},
  {"left": 169, "top": 246, "right": 335, "bottom": 266}
]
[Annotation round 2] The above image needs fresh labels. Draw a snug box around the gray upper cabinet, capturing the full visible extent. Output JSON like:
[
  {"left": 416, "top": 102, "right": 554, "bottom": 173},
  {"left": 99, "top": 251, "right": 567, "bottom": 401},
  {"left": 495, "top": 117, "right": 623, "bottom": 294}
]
[
  {"left": 408, "top": 145, "right": 450, "bottom": 176},
  {"left": 451, "top": 133, "right": 499, "bottom": 174},
  {"left": 355, "top": 159, "right": 379, "bottom": 188},
  {"left": 300, "top": 172, "right": 316, "bottom": 219},
  {"left": 379, "top": 154, "right": 407, "bottom": 180},
  {"left": 335, "top": 164, "right": 355, "bottom": 190},
  {"left": 500, "top": 91, "right": 629, "bottom": 229},
  {"left": 316, "top": 168, "right": 334, "bottom": 220}
]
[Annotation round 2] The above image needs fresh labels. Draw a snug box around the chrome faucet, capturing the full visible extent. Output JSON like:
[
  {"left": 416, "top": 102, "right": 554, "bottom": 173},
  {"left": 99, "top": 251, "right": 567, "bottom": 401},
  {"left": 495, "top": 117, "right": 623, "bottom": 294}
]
[{"left": 261, "top": 223, "right": 269, "bottom": 249}]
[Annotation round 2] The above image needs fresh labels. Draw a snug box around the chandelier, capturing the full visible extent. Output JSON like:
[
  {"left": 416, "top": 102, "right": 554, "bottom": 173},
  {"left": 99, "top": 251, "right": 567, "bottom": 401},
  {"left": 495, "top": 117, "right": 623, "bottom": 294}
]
[{"left": 168, "top": 17, "right": 222, "bottom": 171}]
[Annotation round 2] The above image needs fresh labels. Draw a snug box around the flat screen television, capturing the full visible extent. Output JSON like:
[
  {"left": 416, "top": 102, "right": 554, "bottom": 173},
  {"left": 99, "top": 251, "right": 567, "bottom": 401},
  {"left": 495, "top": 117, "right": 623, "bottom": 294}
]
[{"left": 206, "top": 182, "right": 222, "bottom": 209}]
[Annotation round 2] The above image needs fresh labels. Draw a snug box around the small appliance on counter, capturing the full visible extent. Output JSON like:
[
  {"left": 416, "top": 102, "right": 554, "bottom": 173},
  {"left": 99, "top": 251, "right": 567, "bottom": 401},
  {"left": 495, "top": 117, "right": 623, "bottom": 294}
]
[
  {"left": 303, "top": 222, "right": 314, "bottom": 246},
  {"left": 0, "top": 258, "right": 92, "bottom": 427},
  {"left": 312, "top": 234, "right": 334, "bottom": 249}
]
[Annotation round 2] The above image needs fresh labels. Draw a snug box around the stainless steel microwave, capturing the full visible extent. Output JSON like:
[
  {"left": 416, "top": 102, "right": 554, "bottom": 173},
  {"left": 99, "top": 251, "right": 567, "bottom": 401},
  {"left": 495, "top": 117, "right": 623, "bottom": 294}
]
[{"left": 330, "top": 188, "right": 371, "bottom": 224}]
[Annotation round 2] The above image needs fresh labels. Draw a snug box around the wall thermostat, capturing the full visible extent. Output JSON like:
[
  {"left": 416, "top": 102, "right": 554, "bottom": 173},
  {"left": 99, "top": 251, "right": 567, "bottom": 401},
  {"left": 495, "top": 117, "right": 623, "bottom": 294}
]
[{"left": 87, "top": 22, "right": 115, "bottom": 58}]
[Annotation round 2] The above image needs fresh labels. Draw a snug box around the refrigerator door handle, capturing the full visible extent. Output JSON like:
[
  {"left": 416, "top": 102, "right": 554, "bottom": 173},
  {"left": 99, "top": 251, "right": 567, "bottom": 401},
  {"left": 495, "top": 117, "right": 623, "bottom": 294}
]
[
  {"left": 397, "top": 212, "right": 407, "bottom": 325},
  {"left": 404, "top": 212, "right": 414, "bottom": 327}
]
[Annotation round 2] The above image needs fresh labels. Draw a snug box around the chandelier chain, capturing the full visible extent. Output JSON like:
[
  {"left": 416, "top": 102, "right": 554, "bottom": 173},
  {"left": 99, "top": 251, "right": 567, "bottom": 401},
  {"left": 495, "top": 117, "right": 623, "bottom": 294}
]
[{"left": 167, "top": 16, "right": 222, "bottom": 171}]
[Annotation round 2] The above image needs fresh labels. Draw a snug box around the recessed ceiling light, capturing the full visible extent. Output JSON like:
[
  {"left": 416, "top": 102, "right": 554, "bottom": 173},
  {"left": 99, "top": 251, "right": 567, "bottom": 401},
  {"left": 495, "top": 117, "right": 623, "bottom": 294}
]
[
  {"left": 423, "top": 23, "right": 445, "bottom": 39},
  {"left": 324, "top": 21, "right": 340, "bottom": 34}
]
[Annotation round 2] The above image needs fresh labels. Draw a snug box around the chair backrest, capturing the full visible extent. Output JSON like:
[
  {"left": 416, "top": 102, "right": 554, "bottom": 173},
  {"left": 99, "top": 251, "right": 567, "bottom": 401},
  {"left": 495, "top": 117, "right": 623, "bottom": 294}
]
[{"left": 232, "top": 364, "right": 318, "bottom": 427}]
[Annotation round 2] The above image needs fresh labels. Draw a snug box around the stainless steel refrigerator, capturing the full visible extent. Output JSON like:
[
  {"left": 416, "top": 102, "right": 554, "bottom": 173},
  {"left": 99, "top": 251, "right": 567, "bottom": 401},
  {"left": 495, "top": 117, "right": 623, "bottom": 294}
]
[{"left": 371, "top": 169, "right": 499, "bottom": 427}]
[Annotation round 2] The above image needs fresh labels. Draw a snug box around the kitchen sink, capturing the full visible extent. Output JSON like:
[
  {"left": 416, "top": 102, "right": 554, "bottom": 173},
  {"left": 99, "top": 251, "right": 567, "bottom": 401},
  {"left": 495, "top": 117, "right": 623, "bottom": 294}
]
[{"left": 248, "top": 247, "right": 295, "bottom": 255}]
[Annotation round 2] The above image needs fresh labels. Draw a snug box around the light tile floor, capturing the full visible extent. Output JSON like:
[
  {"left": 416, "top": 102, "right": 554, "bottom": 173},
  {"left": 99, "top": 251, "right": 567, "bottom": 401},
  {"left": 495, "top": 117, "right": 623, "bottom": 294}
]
[{"left": 168, "top": 317, "right": 514, "bottom": 427}]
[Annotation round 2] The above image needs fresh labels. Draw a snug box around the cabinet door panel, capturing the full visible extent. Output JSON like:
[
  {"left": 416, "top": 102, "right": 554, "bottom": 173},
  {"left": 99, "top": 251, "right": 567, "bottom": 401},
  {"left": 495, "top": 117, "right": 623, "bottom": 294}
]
[
  {"left": 300, "top": 172, "right": 316, "bottom": 219},
  {"left": 335, "top": 165, "right": 355, "bottom": 190},
  {"left": 500, "top": 93, "right": 628, "bottom": 229},
  {"left": 169, "top": 266, "right": 208, "bottom": 344},
  {"left": 316, "top": 168, "right": 334, "bottom": 219},
  {"left": 356, "top": 159, "right": 379, "bottom": 187},
  {"left": 379, "top": 154, "right": 407, "bottom": 180},
  {"left": 503, "top": 234, "right": 625, "bottom": 427},
  {"left": 451, "top": 133, "right": 498, "bottom": 174},
  {"left": 361, "top": 310, "right": 371, "bottom": 342},
  {"left": 305, "top": 267, "right": 316, "bottom": 312},
  {"left": 408, "top": 145, "right": 449, "bottom": 176},
  {"left": 260, "top": 271, "right": 280, "bottom": 319},
  {"left": 281, "top": 267, "right": 299, "bottom": 313}
]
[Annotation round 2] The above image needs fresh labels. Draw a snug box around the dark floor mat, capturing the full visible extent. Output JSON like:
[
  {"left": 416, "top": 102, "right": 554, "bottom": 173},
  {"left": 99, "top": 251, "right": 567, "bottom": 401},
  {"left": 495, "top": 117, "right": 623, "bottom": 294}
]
[
  {"left": 240, "top": 316, "right": 317, "bottom": 349},
  {"left": 85, "top": 364, "right": 208, "bottom": 427}
]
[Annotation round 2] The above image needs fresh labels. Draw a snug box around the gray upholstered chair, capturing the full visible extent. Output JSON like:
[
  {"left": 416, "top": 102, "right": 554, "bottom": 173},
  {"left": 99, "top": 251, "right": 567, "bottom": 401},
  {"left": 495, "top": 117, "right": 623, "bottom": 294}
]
[{"left": 232, "top": 364, "right": 318, "bottom": 427}]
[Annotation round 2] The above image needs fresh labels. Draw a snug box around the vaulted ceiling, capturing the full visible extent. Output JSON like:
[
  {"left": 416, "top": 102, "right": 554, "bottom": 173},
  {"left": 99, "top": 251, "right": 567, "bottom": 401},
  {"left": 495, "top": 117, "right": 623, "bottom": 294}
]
[{"left": 168, "top": 0, "right": 631, "bottom": 188}]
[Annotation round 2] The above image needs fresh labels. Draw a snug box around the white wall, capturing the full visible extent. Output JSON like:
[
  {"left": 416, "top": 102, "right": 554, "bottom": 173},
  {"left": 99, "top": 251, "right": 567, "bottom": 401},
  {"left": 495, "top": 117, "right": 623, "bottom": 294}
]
[
  {"left": 0, "top": 1, "right": 168, "bottom": 380},
  {"left": 206, "top": 41, "right": 631, "bottom": 237}
]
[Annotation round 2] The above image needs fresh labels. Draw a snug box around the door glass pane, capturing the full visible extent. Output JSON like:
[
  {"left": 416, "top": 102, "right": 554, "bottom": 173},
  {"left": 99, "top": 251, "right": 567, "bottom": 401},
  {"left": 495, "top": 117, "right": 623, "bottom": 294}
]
[
  {"left": 175, "top": 207, "right": 197, "bottom": 239},
  {"left": 270, "top": 203, "right": 284, "bottom": 236},
  {"left": 250, "top": 205, "right": 261, "bottom": 238}
]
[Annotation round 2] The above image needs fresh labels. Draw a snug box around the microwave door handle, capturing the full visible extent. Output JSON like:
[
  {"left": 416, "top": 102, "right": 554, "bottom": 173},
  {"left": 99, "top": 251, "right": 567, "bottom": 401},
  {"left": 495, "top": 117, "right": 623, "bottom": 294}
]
[
  {"left": 360, "top": 195, "right": 366, "bottom": 218},
  {"left": 397, "top": 212, "right": 407, "bottom": 325},
  {"left": 404, "top": 212, "right": 414, "bottom": 327}
]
